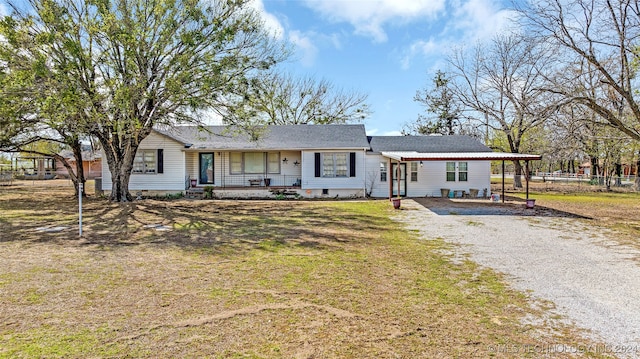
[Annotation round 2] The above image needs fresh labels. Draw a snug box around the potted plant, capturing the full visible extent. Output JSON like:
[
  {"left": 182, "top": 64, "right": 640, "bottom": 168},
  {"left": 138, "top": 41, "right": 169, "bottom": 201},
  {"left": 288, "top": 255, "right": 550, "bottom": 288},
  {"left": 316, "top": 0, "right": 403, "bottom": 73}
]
[
  {"left": 203, "top": 186, "right": 214, "bottom": 199},
  {"left": 525, "top": 198, "right": 536, "bottom": 208},
  {"left": 392, "top": 197, "right": 401, "bottom": 209},
  {"left": 440, "top": 188, "right": 450, "bottom": 198}
]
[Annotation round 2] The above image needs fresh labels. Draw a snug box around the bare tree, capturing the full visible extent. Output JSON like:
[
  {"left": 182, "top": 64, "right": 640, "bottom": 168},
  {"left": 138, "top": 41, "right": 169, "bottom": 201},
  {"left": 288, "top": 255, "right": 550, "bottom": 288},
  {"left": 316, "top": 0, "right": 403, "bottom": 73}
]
[
  {"left": 447, "top": 35, "right": 562, "bottom": 188},
  {"left": 236, "top": 71, "right": 370, "bottom": 125},
  {"left": 520, "top": 0, "right": 640, "bottom": 187}
]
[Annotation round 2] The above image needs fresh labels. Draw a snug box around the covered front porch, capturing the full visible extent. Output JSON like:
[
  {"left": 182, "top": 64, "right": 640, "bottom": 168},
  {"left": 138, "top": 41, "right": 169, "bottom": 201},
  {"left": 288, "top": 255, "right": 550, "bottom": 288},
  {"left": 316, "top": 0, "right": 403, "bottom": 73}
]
[{"left": 184, "top": 150, "right": 303, "bottom": 190}]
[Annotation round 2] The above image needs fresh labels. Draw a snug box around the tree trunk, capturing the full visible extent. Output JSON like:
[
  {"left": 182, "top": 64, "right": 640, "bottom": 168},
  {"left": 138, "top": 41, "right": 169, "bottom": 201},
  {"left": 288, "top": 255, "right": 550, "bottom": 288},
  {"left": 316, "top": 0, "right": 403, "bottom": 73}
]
[
  {"left": 636, "top": 155, "right": 640, "bottom": 190},
  {"left": 590, "top": 156, "right": 600, "bottom": 182},
  {"left": 110, "top": 167, "right": 134, "bottom": 202},
  {"left": 93, "top": 122, "right": 153, "bottom": 202},
  {"left": 513, "top": 160, "right": 523, "bottom": 189},
  {"left": 70, "top": 140, "right": 86, "bottom": 197},
  {"left": 103, "top": 141, "right": 138, "bottom": 202},
  {"left": 615, "top": 163, "right": 622, "bottom": 187}
]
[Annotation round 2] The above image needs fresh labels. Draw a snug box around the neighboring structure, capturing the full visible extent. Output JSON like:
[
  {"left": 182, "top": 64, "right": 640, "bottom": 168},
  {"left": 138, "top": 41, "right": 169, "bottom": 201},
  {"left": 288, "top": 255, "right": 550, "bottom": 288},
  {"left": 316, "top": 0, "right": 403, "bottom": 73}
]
[
  {"left": 56, "top": 145, "right": 103, "bottom": 179},
  {"left": 14, "top": 156, "right": 57, "bottom": 180},
  {"left": 100, "top": 124, "right": 539, "bottom": 198}
]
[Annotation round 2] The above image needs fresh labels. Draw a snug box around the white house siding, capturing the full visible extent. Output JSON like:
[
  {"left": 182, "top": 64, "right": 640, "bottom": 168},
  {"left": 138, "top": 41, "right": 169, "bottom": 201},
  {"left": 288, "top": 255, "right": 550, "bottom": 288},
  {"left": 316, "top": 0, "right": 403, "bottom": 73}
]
[
  {"left": 300, "top": 150, "right": 366, "bottom": 197},
  {"left": 101, "top": 131, "right": 186, "bottom": 192},
  {"left": 366, "top": 154, "right": 491, "bottom": 198},
  {"left": 365, "top": 155, "right": 390, "bottom": 197}
]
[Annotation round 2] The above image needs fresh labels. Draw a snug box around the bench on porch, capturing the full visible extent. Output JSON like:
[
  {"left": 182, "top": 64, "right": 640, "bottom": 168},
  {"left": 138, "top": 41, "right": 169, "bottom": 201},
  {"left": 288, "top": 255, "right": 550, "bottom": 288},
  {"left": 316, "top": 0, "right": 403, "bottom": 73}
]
[{"left": 248, "top": 179, "right": 262, "bottom": 186}]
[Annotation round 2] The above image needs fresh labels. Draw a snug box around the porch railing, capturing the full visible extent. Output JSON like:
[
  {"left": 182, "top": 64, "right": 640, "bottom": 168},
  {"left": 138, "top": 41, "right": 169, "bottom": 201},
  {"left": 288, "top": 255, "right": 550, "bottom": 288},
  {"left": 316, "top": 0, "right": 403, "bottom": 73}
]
[{"left": 187, "top": 174, "right": 302, "bottom": 189}]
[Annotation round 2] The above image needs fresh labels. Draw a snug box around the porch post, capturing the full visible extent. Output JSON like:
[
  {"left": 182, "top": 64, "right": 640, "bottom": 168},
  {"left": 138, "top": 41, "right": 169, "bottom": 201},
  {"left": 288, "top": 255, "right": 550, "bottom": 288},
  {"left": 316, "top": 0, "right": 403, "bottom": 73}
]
[
  {"left": 502, "top": 160, "right": 505, "bottom": 203},
  {"left": 525, "top": 160, "right": 530, "bottom": 200},
  {"left": 396, "top": 160, "right": 401, "bottom": 198},
  {"left": 388, "top": 157, "right": 392, "bottom": 200}
]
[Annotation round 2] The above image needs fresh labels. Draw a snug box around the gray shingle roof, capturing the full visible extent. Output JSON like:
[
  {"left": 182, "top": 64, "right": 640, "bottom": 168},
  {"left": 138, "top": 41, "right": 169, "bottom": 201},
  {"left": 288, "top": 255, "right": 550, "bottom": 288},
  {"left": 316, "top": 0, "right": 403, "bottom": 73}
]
[
  {"left": 368, "top": 135, "right": 492, "bottom": 153},
  {"left": 157, "top": 124, "right": 370, "bottom": 150}
]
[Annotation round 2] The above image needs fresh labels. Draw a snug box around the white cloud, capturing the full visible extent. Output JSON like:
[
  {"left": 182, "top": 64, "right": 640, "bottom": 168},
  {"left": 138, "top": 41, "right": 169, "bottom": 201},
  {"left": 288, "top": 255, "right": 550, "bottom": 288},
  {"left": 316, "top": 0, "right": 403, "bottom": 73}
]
[
  {"left": 0, "top": 3, "right": 8, "bottom": 17},
  {"left": 247, "top": 0, "right": 285, "bottom": 40},
  {"left": 365, "top": 128, "right": 404, "bottom": 136},
  {"left": 397, "top": 0, "right": 518, "bottom": 70},
  {"left": 289, "top": 30, "right": 319, "bottom": 67},
  {"left": 399, "top": 39, "right": 438, "bottom": 70},
  {"left": 303, "top": 0, "right": 446, "bottom": 43},
  {"left": 382, "top": 130, "right": 402, "bottom": 136},
  {"left": 451, "top": 0, "right": 518, "bottom": 42}
]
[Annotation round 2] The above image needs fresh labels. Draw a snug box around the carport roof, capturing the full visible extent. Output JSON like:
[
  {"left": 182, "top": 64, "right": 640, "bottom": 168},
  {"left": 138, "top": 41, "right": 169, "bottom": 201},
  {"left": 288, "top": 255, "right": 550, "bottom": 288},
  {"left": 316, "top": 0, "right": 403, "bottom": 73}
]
[{"left": 381, "top": 151, "right": 542, "bottom": 161}]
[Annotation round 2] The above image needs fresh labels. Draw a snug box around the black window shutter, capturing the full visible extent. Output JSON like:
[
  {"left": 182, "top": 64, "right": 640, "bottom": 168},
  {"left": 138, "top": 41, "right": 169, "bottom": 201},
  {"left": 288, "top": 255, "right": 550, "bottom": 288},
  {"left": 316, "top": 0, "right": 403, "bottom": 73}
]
[
  {"left": 314, "top": 153, "right": 321, "bottom": 177},
  {"left": 157, "top": 149, "right": 164, "bottom": 174},
  {"left": 349, "top": 152, "right": 356, "bottom": 177}
]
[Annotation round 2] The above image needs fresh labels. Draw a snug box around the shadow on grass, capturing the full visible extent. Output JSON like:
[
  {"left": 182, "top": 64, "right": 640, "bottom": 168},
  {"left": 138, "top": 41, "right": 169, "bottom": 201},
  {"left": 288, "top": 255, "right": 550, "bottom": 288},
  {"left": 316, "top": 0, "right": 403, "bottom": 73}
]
[
  {"left": 0, "top": 186, "right": 388, "bottom": 256},
  {"left": 413, "top": 197, "right": 592, "bottom": 219}
]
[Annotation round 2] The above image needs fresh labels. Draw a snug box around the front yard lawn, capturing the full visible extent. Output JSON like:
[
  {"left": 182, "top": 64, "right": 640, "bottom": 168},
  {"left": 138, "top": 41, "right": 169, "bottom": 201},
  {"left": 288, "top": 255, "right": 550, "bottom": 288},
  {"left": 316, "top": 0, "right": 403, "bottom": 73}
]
[{"left": 0, "top": 183, "right": 608, "bottom": 358}]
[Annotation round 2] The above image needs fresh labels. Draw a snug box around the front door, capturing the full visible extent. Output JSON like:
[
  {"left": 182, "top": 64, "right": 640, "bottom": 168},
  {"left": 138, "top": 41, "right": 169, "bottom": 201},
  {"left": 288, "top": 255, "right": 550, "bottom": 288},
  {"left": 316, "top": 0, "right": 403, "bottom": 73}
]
[
  {"left": 199, "top": 153, "right": 214, "bottom": 185},
  {"left": 391, "top": 163, "right": 406, "bottom": 197}
]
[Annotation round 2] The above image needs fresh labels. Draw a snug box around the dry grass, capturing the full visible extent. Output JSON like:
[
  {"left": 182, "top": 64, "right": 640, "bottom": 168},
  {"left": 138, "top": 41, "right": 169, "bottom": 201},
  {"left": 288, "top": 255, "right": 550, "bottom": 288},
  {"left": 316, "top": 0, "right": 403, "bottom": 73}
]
[
  {"left": 495, "top": 181, "right": 640, "bottom": 248},
  {"left": 0, "top": 180, "right": 614, "bottom": 358}
]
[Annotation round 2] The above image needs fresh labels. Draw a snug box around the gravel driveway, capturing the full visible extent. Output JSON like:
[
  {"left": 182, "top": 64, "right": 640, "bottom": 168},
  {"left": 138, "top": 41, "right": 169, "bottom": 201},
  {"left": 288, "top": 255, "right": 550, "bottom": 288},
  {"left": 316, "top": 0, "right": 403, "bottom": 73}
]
[{"left": 393, "top": 198, "right": 640, "bottom": 359}]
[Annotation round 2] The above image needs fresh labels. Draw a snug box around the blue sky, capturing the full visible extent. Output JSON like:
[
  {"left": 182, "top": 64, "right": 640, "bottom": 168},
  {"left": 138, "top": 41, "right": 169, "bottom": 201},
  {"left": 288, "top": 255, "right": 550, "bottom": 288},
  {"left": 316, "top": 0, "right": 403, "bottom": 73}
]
[
  {"left": 0, "top": 0, "right": 517, "bottom": 135},
  {"left": 251, "top": 0, "right": 518, "bottom": 135}
]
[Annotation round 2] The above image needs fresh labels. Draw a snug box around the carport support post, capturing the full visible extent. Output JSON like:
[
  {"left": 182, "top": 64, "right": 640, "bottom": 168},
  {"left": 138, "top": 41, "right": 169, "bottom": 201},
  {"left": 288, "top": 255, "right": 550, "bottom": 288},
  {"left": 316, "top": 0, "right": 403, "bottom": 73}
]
[
  {"left": 501, "top": 160, "right": 505, "bottom": 203},
  {"left": 388, "top": 158, "right": 393, "bottom": 200},
  {"left": 396, "top": 160, "right": 401, "bottom": 198},
  {"left": 525, "top": 160, "right": 530, "bottom": 200}
]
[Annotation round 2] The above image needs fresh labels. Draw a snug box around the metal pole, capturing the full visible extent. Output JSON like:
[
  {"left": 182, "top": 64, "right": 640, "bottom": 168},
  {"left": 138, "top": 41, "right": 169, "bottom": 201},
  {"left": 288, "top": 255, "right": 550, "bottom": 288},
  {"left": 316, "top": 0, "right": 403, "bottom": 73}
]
[
  {"left": 78, "top": 182, "right": 83, "bottom": 238},
  {"left": 388, "top": 158, "right": 392, "bottom": 200},
  {"left": 525, "top": 160, "right": 530, "bottom": 200},
  {"left": 502, "top": 160, "right": 505, "bottom": 203}
]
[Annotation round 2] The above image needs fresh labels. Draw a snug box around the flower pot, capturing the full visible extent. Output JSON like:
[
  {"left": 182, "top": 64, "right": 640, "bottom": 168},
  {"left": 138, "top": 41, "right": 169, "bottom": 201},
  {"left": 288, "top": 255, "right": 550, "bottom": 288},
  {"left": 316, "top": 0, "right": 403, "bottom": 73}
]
[
  {"left": 392, "top": 198, "right": 401, "bottom": 209},
  {"left": 469, "top": 188, "right": 479, "bottom": 198},
  {"left": 440, "top": 188, "right": 450, "bottom": 198},
  {"left": 264, "top": 178, "right": 271, "bottom": 186},
  {"left": 190, "top": 179, "right": 197, "bottom": 188},
  {"left": 526, "top": 199, "right": 536, "bottom": 209}
]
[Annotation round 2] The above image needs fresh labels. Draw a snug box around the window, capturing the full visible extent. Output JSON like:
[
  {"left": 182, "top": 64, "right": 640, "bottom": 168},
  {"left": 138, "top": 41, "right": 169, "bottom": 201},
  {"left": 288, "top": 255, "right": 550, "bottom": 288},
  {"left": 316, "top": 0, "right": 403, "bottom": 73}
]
[
  {"left": 458, "top": 162, "right": 468, "bottom": 182},
  {"left": 380, "top": 162, "right": 387, "bottom": 182},
  {"left": 410, "top": 162, "right": 418, "bottom": 182},
  {"left": 244, "top": 152, "right": 264, "bottom": 174},
  {"left": 133, "top": 150, "right": 156, "bottom": 174},
  {"left": 446, "top": 161, "right": 468, "bottom": 182},
  {"left": 446, "top": 162, "right": 456, "bottom": 182},
  {"left": 229, "top": 152, "right": 280, "bottom": 175},
  {"left": 315, "top": 152, "right": 356, "bottom": 178},
  {"left": 267, "top": 152, "right": 280, "bottom": 174},
  {"left": 199, "top": 153, "right": 214, "bottom": 184},
  {"left": 230, "top": 152, "right": 242, "bottom": 174},
  {"left": 322, "top": 153, "right": 348, "bottom": 177}
]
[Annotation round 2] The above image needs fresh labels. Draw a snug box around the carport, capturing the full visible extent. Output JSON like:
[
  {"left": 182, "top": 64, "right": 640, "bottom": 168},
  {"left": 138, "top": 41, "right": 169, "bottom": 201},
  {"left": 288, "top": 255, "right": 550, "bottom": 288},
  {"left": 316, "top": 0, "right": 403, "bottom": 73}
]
[{"left": 381, "top": 151, "right": 542, "bottom": 203}]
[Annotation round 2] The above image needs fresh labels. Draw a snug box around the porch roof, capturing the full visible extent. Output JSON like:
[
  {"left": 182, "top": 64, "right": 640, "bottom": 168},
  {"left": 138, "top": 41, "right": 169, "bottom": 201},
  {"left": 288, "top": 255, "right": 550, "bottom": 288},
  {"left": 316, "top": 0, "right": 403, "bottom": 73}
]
[
  {"left": 381, "top": 151, "right": 542, "bottom": 161},
  {"left": 157, "top": 124, "right": 370, "bottom": 151}
]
